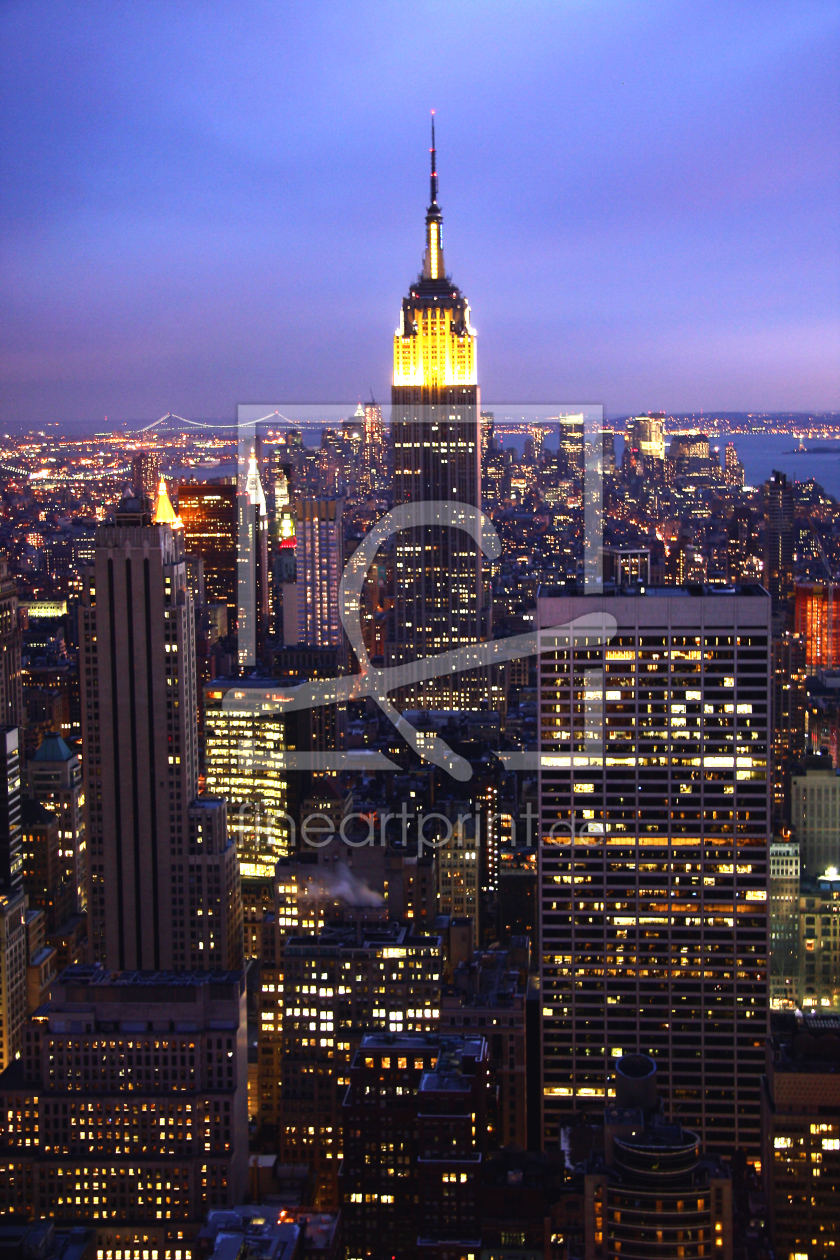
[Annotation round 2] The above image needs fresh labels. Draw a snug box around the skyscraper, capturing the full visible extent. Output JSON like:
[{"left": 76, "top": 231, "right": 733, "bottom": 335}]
[
  {"left": 294, "top": 497, "right": 345, "bottom": 649},
  {"left": 0, "top": 725, "right": 25, "bottom": 1069},
  {"left": 389, "top": 118, "right": 485, "bottom": 709},
  {"left": 131, "top": 449, "right": 161, "bottom": 500},
  {"left": 538, "top": 586, "right": 771, "bottom": 1158},
  {"left": 0, "top": 557, "right": 23, "bottom": 730},
  {"left": 795, "top": 581, "right": 840, "bottom": 672},
  {"left": 271, "top": 917, "right": 443, "bottom": 1207},
  {"left": 239, "top": 450, "right": 270, "bottom": 667},
  {"left": 361, "top": 401, "right": 385, "bottom": 494},
  {"left": 79, "top": 496, "right": 242, "bottom": 971},
  {"left": 762, "top": 1012, "right": 840, "bottom": 1258},
  {"left": 791, "top": 760, "right": 840, "bottom": 876},
  {"left": 0, "top": 726, "right": 22, "bottom": 895},
  {"left": 341, "top": 1031, "right": 488, "bottom": 1258},
  {"left": 0, "top": 891, "right": 26, "bottom": 1070},
  {"left": 204, "top": 677, "right": 292, "bottom": 878},
  {"left": 26, "top": 731, "right": 87, "bottom": 915},
  {"left": 178, "top": 482, "right": 237, "bottom": 631},
  {"left": 764, "top": 470, "right": 795, "bottom": 613},
  {"left": 724, "top": 441, "right": 744, "bottom": 487}
]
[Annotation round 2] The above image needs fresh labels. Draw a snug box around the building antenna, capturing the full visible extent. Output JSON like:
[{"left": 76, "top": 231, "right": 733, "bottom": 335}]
[{"left": 430, "top": 110, "right": 438, "bottom": 205}]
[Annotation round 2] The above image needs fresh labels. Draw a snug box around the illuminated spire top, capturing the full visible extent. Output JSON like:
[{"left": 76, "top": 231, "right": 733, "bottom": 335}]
[
  {"left": 423, "top": 111, "right": 445, "bottom": 283},
  {"left": 152, "top": 477, "right": 182, "bottom": 529}
]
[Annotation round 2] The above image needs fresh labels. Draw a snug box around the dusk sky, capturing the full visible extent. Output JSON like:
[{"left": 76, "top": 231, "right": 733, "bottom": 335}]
[{"left": 2, "top": 0, "right": 839, "bottom": 427}]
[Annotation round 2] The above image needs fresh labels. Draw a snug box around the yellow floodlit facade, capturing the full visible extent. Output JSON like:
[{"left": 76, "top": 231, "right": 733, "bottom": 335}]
[
  {"left": 393, "top": 116, "right": 476, "bottom": 389},
  {"left": 394, "top": 298, "right": 477, "bottom": 388}
]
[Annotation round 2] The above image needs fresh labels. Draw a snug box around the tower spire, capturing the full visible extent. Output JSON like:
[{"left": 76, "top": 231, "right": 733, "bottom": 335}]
[
  {"left": 430, "top": 110, "right": 438, "bottom": 206},
  {"left": 422, "top": 112, "right": 444, "bottom": 281}
]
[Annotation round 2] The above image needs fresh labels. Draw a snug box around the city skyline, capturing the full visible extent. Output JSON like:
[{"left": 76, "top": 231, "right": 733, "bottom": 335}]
[
  {"left": 2, "top": 2, "right": 839, "bottom": 426},
  {"left": 1, "top": 8, "right": 840, "bottom": 1256}
]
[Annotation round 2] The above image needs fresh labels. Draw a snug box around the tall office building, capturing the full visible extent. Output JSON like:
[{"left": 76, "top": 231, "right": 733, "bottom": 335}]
[
  {"left": 795, "top": 581, "right": 840, "bottom": 672},
  {"left": 538, "top": 587, "right": 771, "bottom": 1158},
  {"left": 0, "top": 557, "right": 22, "bottom": 730},
  {"left": 436, "top": 815, "right": 480, "bottom": 945},
  {"left": 441, "top": 945, "right": 529, "bottom": 1148},
  {"left": 341, "top": 1032, "right": 488, "bottom": 1259},
  {"left": 791, "top": 760, "right": 840, "bottom": 876},
  {"left": 668, "top": 432, "right": 714, "bottom": 483},
  {"left": 79, "top": 500, "right": 242, "bottom": 971},
  {"left": 771, "top": 628, "right": 807, "bottom": 828},
  {"left": 131, "top": 450, "right": 161, "bottom": 500},
  {"left": 724, "top": 441, "right": 745, "bottom": 487},
  {"left": 769, "top": 841, "right": 800, "bottom": 1009},
  {"left": 0, "top": 891, "right": 26, "bottom": 1071},
  {"left": 0, "top": 726, "right": 22, "bottom": 895},
  {"left": 239, "top": 451, "right": 270, "bottom": 667},
  {"left": 204, "top": 677, "right": 291, "bottom": 878},
  {"left": 0, "top": 965, "right": 249, "bottom": 1254},
  {"left": 764, "top": 470, "right": 795, "bottom": 613},
  {"left": 294, "top": 498, "right": 345, "bottom": 649},
  {"left": 798, "top": 871, "right": 840, "bottom": 1010},
  {"left": 26, "top": 731, "right": 86, "bottom": 914},
  {"left": 625, "top": 415, "right": 665, "bottom": 482},
  {"left": 558, "top": 413, "right": 585, "bottom": 472},
  {"left": 0, "top": 725, "right": 25, "bottom": 1070},
  {"left": 361, "top": 401, "right": 385, "bottom": 494},
  {"left": 389, "top": 120, "right": 485, "bottom": 709},
  {"left": 582, "top": 1056, "right": 734, "bottom": 1259},
  {"left": 177, "top": 482, "right": 237, "bottom": 630},
  {"left": 762, "top": 1012, "right": 840, "bottom": 1259},
  {"left": 268, "top": 917, "right": 443, "bottom": 1208},
  {"left": 21, "top": 799, "right": 72, "bottom": 932}
]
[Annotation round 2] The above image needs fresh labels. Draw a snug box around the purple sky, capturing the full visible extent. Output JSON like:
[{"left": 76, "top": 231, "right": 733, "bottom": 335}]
[{"left": 2, "top": 0, "right": 839, "bottom": 427}]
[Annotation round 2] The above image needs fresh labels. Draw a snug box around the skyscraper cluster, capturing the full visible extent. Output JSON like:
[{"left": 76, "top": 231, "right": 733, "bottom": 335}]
[{"left": 0, "top": 123, "right": 837, "bottom": 1260}]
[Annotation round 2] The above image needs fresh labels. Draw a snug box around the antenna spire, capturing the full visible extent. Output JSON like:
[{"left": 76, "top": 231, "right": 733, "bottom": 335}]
[{"left": 430, "top": 110, "right": 438, "bottom": 206}]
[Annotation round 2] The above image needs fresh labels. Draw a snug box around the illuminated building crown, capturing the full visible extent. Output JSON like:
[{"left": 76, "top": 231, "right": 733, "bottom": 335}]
[
  {"left": 393, "top": 114, "right": 477, "bottom": 389},
  {"left": 152, "top": 477, "right": 182, "bottom": 529}
]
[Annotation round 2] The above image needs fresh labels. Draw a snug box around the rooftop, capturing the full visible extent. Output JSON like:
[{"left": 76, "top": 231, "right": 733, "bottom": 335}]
[
  {"left": 31, "top": 731, "right": 74, "bottom": 762},
  {"left": 538, "top": 582, "right": 769, "bottom": 599},
  {"left": 57, "top": 963, "right": 244, "bottom": 989}
]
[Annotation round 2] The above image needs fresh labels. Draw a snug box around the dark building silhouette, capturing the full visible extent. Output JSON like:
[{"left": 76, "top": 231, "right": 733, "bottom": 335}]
[
  {"left": 0, "top": 557, "right": 23, "bottom": 730},
  {"left": 341, "top": 1031, "right": 488, "bottom": 1258},
  {"left": 79, "top": 507, "right": 242, "bottom": 972},
  {"left": 762, "top": 1012, "right": 840, "bottom": 1260},
  {"left": 764, "top": 469, "right": 795, "bottom": 614}
]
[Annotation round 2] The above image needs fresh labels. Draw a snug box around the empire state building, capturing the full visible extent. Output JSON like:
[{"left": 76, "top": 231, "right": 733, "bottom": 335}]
[{"left": 390, "top": 118, "right": 487, "bottom": 709}]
